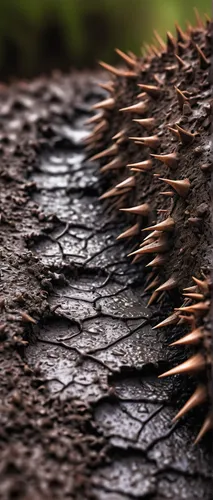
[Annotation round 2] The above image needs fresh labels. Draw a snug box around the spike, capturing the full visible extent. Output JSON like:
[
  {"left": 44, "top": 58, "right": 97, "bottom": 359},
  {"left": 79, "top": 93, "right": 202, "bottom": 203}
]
[
  {"left": 167, "top": 126, "right": 180, "bottom": 139},
  {"left": 127, "top": 160, "right": 152, "bottom": 171},
  {"left": 194, "top": 414, "right": 213, "bottom": 444},
  {"left": 175, "top": 301, "right": 210, "bottom": 314},
  {"left": 120, "top": 203, "right": 150, "bottom": 216},
  {"left": 175, "top": 124, "right": 196, "bottom": 145},
  {"left": 146, "top": 255, "right": 165, "bottom": 267},
  {"left": 99, "top": 187, "right": 130, "bottom": 200},
  {"left": 98, "top": 81, "right": 114, "bottom": 93},
  {"left": 115, "top": 176, "right": 136, "bottom": 190},
  {"left": 21, "top": 312, "right": 37, "bottom": 324},
  {"left": 93, "top": 120, "right": 109, "bottom": 134},
  {"left": 115, "top": 48, "right": 136, "bottom": 67},
  {"left": 133, "top": 118, "right": 156, "bottom": 130},
  {"left": 159, "top": 177, "right": 190, "bottom": 198},
  {"left": 183, "top": 285, "right": 197, "bottom": 292},
  {"left": 92, "top": 98, "right": 115, "bottom": 111},
  {"left": 160, "top": 191, "right": 174, "bottom": 197},
  {"left": 167, "top": 31, "right": 176, "bottom": 51},
  {"left": 150, "top": 152, "right": 177, "bottom": 169},
  {"left": 155, "top": 277, "right": 176, "bottom": 292},
  {"left": 112, "top": 129, "right": 126, "bottom": 140},
  {"left": 131, "top": 135, "right": 160, "bottom": 150},
  {"left": 147, "top": 290, "right": 160, "bottom": 306},
  {"left": 116, "top": 223, "right": 140, "bottom": 240},
  {"left": 170, "top": 328, "right": 203, "bottom": 346},
  {"left": 138, "top": 84, "right": 162, "bottom": 99},
  {"left": 183, "top": 293, "right": 204, "bottom": 300},
  {"left": 159, "top": 353, "right": 206, "bottom": 378},
  {"left": 128, "top": 238, "right": 167, "bottom": 257},
  {"left": 175, "top": 86, "right": 188, "bottom": 110},
  {"left": 194, "top": 7, "right": 204, "bottom": 28},
  {"left": 192, "top": 276, "right": 209, "bottom": 294},
  {"left": 153, "top": 30, "right": 166, "bottom": 50},
  {"left": 99, "top": 61, "right": 137, "bottom": 78},
  {"left": 85, "top": 112, "right": 103, "bottom": 125},
  {"left": 175, "top": 23, "right": 188, "bottom": 43},
  {"left": 173, "top": 385, "right": 207, "bottom": 422},
  {"left": 175, "top": 54, "right": 188, "bottom": 69},
  {"left": 145, "top": 277, "right": 160, "bottom": 292},
  {"left": 143, "top": 217, "right": 175, "bottom": 233},
  {"left": 143, "top": 230, "right": 161, "bottom": 242},
  {"left": 153, "top": 312, "right": 179, "bottom": 329},
  {"left": 120, "top": 101, "right": 148, "bottom": 115},
  {"left": 100, "top": 157, "right": 124, "bottom": 173},
  {"left": 89, "top": 144, "right": 118, "bottom": 162}
]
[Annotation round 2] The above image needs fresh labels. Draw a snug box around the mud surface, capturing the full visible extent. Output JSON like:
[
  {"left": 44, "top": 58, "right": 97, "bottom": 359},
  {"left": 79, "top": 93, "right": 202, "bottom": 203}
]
[{"left": 0, "top": 74, "right": 212, "bottom": 499}]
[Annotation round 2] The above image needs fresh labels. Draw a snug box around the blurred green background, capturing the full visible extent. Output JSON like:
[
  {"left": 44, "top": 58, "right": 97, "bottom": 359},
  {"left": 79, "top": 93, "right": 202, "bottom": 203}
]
[{"left": 0, "top": 0, "right": 210, "bottom": 80}]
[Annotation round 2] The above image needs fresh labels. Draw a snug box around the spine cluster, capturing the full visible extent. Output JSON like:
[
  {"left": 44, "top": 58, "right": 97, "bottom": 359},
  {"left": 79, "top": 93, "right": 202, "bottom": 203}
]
[{"left": 85, "top": 12, "right": 212, "bottom": 442}]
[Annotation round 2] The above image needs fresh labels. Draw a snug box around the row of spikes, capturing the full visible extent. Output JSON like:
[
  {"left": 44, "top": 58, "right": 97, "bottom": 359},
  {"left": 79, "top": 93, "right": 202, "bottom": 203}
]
[{"left": 156, "top": 276, "right": 212, "bottom": 444}]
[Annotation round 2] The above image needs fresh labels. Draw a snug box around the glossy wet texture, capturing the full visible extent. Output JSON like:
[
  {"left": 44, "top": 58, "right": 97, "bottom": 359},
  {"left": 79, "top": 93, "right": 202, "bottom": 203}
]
[{"left": 26, "top": 119, "right": 212, "bottom": 499}]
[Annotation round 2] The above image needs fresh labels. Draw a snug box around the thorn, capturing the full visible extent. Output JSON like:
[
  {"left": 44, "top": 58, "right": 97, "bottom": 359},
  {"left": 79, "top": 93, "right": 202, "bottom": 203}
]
[
  {"left": 175, "top": 124, "right": 196, "bottom": 145},
  {"left": 150, "top": 152, "right": 177, "bottom": 169},
  {"left": 85, "top": 112, "right": 103, "bottom": 125},
  {"left": 159, "top": 191, "right": 174, "bottom": 197},
  {"left": 127, "top": 160, "right": 152, "bottom": 171},
  {"left": 175, "top": 23, "right": 188, "bottom": 43},
  {"left": 143, "top": 217, "right": 175, "bottom": 233},
  {"left": 159, "top": 353, "right": 206, "bottom": 378},
  {"left": 21, "top": 312, "right": 37, "bottom": 324},
  {"left": 117, "top": 223, "right": 140, "bottom": 240},
  {"left": 195, "top": 44, "right": 210, "bottom": 69},
  {"left": 92, "top": 98, "right": 115, "bottom": 111},
  {"left": 153, "top": 30, "right": 166, "bottom": 50},
  {"left": 138, "top": 84, "right": 162, "bottom": 99},
  {"left": 183, "top": 293, "right": 204, "bottom": 300},
  {"left": 175, "top": 86, "right": 188, "bottom": 110},
  {"left": 89, "top": 144, "right": 118, "bottom": 162},
  {"left": 194, "top": 414, "right": 213, "bottom": 444},
  {"left": 158, "top": 177, "right": 190, "bottom": 198},
  {"left": 115, "top": 176, "right": 136, "bottom": 190},
  {"left": 192, "top": 276, "right": 209, "bottom": 294},
  {"left": 175, "top": 301, "right": 210, "bottom": 314},
  {"left": 167, "top": 126, "right": 180, "bottom": 139},
  {"left": 183, "top": 285, "right": 197, "bottom": 292},
  {"left": 194, "top": 7, "right": 204, "bottom": 28},
  {"left": 98, "top": 81, "right": 114, "bottom": 93},
  {"left": 173, "top": 385, "right": 207, "bottom": 422},
  {"left": 100, "top": 157, "right": 124, "bottom": 173},
  {"left": 153, "top": 312, "right": 179, "bottom": 329},
  {"left": 143, "top": 230, "right": 161, "bottom": 242},
  {"left": 133, "top": 118, "right": 156, "bottom": 130},
  {"left": 128, "top": 238, "right": 167, "bottom": 257},
  {"left": 170, "top": 328, "right": 202, "bottom": 346},
  {"left": 175, "top": 54, "right": 188, "bottom": 69},
  {"left": 167, "top": 31, "right": 176, "bottom": 52},
  {"left": 155, "top": 277, "right": 176, "bottom": 292},
  {"left": 146, "top": 255, "right": 165, "bottom": 267},
  {"left": 112, "top": 129, "right": 126, "bottom": 140},
  {"left": 93, "top": 120, "right": 109, "bottom": 134},
  {"left": 99, "top": 187, "right": 130, "bottom": 200},
  {"left": 120, "top": 101, "right": 148, "bottom": 115},
  {"left": 130, "top": 135, "right": 160, "bottom": 150},
  {"left": 147, "top": 290, "right": 160, "bottom": 306},
  {"left": 145, "top": 277, "right": 160, "bottom": 292},
  {"left": 115, "top": 48, "right": 136, "bottom": 67},
  {"left": 99, "top": 61, "right": 137, "bottom": 78},
  {"left": 120, "top": 203, "right": 150, "bottom": 216}
]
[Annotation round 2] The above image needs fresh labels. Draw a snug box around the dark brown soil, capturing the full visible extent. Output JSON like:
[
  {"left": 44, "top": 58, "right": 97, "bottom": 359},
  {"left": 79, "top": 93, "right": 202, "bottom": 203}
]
[{"left": 0, "top": 72, "right": 212, "bottom": 499}]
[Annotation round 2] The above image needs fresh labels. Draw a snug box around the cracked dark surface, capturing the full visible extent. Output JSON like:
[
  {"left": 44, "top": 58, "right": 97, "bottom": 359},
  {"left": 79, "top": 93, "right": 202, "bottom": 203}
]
[{"left": 0, "top": 73, "right": 212, "bottom": 499}]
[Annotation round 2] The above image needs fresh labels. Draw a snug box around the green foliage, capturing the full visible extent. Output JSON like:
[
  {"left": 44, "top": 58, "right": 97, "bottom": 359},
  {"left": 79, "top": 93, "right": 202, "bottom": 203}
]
[{"left": 0, "top": 0, "right": 210, "bottom": 79}]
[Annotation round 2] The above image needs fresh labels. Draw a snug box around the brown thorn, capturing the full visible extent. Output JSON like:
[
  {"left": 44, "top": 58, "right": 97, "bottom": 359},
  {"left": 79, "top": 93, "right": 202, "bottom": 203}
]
[
  {"left": 175, "top": 124, "right": 196, "bottom": 145},
  {"left": 150, "top": 152, "right": 177, "bottom": 169},
  {"left": 99, "top": 61, "right": 137, "bottom": 78},
  {"left": 153, "top": 312, "right": 179, "bottom": 330},
  {"left": 155, "top": 277, "right": 176, "bottom": 293},
  {"left": 158, "top": 177, "right": 190, "bottom": 198},
  {"left": 138, "top": 84, "right": 162, "bottom": 99},
  {"left": 119, "top": 101, "right": 148, "bottom": 115},
  {"left": 115, "top": 176, "right": 136, "bottom": 190},
  {"left": 133, "top": 118, "right": 156, "bottom": 131},
  {"left": 100, "top": 157, "right": 124, "bottom": 173},
  {"left": 158, "top": 353, "right": 206, "bottom": 378},
  {"left": 117, "top": 223, "right": 140, "bottom": 240},
  {"left": 194, "top": 414, "right": 213, "bottom": 444},
  {"left": 89, "top": 143, "right": 118, "bottom": 162},
  {"left": 127, "top": 160, "right": 152, "bottom": 171},
  {"left": 115, "top": 48, "right": 136, "bottom": 67},
  {"left": 173, "top": 385, "right": 207, "bottom": 422},
  {"left": 142, "top": 217, "right": 175, "bottom": 233},
  {"left": 120, "top": 203, "right": 150, "bottom": 216},
  {"left": 170, "top": 327, "right": 203, "bottom": 346}
]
